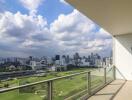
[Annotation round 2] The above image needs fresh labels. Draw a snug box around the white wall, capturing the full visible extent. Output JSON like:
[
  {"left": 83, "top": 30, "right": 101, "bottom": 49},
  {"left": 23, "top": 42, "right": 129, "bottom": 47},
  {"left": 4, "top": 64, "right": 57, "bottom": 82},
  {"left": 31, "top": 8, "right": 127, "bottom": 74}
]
[{"left": 114, "top": 34, "right": 132, "bottom": 80}]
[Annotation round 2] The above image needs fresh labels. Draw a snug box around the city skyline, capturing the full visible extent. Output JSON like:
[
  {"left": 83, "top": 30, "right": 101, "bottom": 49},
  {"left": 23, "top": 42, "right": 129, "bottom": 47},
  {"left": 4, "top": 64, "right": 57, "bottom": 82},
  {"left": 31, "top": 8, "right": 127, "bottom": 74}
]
[
  {"left": 0, "top": 0, "right": 112, "bottom": 57},
  {"left": 0, "top": 52, "right": 112, "bottom": 72}
]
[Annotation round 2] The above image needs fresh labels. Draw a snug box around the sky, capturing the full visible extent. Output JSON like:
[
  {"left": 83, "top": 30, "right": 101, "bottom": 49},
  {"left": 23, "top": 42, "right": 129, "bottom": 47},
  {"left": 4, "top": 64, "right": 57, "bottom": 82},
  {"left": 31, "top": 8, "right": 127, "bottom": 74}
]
[{"left": 0, "top": 0, "right": 112, "bottom": 57}]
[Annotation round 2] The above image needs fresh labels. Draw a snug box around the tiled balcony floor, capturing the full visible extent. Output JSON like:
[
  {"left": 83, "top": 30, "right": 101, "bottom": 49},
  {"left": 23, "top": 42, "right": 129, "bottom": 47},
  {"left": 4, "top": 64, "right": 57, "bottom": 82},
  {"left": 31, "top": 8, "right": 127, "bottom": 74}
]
[
  {"left": 113, "top": 80, "right": 132, "bottom": 100},
  {"left": 88, "top": 80, "right": 129, "bottom": 100}
]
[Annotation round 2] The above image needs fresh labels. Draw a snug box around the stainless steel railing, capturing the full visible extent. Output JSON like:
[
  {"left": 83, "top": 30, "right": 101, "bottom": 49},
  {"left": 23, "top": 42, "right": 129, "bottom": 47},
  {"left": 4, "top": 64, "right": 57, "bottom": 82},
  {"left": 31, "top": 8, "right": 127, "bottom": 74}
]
[{"left": 0, "top": 67, "right": 115, "bottom": 100}]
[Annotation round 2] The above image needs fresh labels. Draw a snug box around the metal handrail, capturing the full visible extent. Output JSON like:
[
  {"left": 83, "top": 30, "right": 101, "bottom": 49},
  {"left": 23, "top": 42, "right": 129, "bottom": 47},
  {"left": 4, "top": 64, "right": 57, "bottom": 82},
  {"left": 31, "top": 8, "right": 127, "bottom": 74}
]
[
  {"left": 0, "top": 67, "right": 115, "bottom": 100},
  {"left": 0, "top": 70, "right": 90, "bottom": 93}
]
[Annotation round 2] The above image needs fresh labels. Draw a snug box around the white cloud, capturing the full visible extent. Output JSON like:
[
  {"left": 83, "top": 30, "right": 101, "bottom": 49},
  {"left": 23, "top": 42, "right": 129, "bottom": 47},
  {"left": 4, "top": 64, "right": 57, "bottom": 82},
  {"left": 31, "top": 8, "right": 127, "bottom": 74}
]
[
  {"left": 0, "top": 9, "right": 112, "bottom": 57},
  {"left": 20, "top": 0, "right": 43, "bottom": 14},
  {"left": 21, "top": 39, "right": 34, "bottom": 47},
  {"left": 0, "top": 11, "right": 48, "bottom": 40},
  {"left": 50, "top": 10, "right": 95, "bottom": 41},
  {"left": 0, "top": 11, "right": 55, "bottom": 57},
  {"left": 50, "top": 9, "right": 112, "bottom": 56}
]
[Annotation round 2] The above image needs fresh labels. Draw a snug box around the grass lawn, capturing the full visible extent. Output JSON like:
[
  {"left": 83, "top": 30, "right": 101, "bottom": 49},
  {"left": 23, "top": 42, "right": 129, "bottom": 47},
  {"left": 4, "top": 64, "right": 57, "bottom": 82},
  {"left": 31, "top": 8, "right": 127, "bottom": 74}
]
[{"left": 0, "top": 68, "right": 113, "bottom": 100}]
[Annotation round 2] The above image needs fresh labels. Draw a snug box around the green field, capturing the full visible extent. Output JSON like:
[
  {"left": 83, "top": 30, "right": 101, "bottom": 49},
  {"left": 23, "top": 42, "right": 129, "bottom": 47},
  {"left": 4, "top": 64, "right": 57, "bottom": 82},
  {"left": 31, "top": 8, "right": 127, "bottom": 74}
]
[{"left": 0, "top": 68, "right": 113, "bottom": 100}]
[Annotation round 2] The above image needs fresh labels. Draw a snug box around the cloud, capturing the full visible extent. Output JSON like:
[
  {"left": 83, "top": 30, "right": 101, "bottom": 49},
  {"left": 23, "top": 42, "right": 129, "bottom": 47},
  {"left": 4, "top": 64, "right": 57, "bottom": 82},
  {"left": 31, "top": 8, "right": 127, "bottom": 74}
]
[
  {"left": 0, "top": 8, "right": 112, "bottom": 57},
  {"left": 20, "top": 0, "right": 43, "bottom": 10},
  {"left": 50, "top": 10, "right": 96, "bottom": 41},
  {"left": 0, "top": 11, "right": 56, "bottom": 57},
  {"left": 50, "top": 9, "right": 112, "bottom": 56},
  {"left": 0, "top": 11, "right": 48, "bottom": 40},
  {"left": 20, "top": 0, "right": 44, "bottom": 14}
]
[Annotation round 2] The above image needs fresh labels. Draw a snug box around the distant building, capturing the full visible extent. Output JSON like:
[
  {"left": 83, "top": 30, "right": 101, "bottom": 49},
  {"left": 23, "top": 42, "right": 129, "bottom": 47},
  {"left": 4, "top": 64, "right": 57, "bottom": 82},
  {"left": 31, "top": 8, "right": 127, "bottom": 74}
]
[
  {"left": 80, "top": 58, "right": 90, "bottom": 66},
  {"left": 73, "top": 52, "right": 81, "bottom": 66},
  {"left": 30, "top": 60, "right": 47, "bottom": 70},
  {"left": 103, "top": 57, "right": 112, "bottom": 67},
  {"left": 8, "top": 65, "right": 16, "bottom": 71},
  {"left": 0, "top": 52, "right": 112, "bottom": 72},
  {"left": 48, "top": 66, "right": 56, "bottom": 71},
  {"left": 46, "top": 57, "right": 53, "bottom": 65},
  {"left": 16, "top": 58, "right": 27, "bottom": 66},
  {"left": 55, "top": 55, "right": 60, "bottom": 65},
  {"left": 0, "top": 59, "right": 5, "bottom": 64},
  {"left": 30, "top": 61, "right": 38, "bottom": 70},
  {"left": 95, "top": 59, "right": 103, "bottom": 67}
]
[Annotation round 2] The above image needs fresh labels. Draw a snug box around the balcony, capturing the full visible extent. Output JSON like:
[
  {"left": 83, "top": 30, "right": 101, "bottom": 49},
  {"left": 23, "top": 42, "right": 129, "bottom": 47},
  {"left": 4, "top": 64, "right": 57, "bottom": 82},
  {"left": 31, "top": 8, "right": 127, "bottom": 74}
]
[
  {"left": 0, "top": 67, "right": 117, "bottom": 100},
  {"left": 63, "top": 0, "right": 132, "bottom": 99},
  {"left": 88, "top": 79, "right": 132, "bottom": 100}
]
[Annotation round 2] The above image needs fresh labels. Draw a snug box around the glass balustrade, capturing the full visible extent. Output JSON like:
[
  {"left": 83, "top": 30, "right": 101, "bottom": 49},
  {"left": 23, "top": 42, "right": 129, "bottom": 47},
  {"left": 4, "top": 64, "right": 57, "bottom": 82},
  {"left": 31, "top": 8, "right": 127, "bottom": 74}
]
[{"left": 0, "top": 67, "right": 115, "bottom": 100}]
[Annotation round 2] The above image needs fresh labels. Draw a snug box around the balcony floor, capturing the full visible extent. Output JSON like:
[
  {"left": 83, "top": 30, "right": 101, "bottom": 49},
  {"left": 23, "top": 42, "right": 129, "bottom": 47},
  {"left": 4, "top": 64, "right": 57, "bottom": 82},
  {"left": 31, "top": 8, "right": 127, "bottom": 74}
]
[{"left": 88, "top": 79, "right": 132, "bottom": 100}]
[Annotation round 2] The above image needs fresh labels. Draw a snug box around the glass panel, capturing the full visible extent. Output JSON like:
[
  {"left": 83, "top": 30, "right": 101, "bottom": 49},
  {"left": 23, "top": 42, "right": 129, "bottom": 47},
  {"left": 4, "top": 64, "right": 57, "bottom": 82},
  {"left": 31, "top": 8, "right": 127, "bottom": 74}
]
[
  {"left": 0, "top": 83, "right": 47, "bottom": 100},
  {"left": 106, "top": 67, "right": 114, "bottom": 82},
  {"left": 53, "top": 73, "right": 87, "bottom": 100},
  {"left": 91, "top": 68, "right": 104, "bottom": 91}
]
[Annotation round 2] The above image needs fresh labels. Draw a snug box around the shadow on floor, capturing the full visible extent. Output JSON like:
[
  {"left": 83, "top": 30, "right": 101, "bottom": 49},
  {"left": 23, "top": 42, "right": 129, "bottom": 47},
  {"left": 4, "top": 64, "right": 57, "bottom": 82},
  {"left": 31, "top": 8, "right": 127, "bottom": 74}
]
[{"left": 88, "top": 80, "right": 126, "bottom": 100}]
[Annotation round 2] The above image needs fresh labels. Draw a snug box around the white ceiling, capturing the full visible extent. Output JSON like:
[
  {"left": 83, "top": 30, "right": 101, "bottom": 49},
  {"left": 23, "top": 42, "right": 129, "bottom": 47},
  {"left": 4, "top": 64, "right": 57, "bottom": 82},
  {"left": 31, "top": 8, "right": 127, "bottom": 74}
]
[{"left": 67, "top": 0, "right": 132, "bottom": 36}]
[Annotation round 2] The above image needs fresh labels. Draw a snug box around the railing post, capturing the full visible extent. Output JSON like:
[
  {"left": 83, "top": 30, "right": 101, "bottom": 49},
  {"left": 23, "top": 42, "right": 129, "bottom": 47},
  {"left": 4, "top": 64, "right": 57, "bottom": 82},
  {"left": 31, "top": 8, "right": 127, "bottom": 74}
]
[
  {"left": 47, "top": 81, "right": 53, "bottom": 100},
  {"left": 87, "top": 71, "right": 91, "bottom": 95},
  {"left": 104, "top": 67, "right": 106, "bottom": 84},
  {"left": 113, "top": 66, "right": 116, "bottom": 80}
]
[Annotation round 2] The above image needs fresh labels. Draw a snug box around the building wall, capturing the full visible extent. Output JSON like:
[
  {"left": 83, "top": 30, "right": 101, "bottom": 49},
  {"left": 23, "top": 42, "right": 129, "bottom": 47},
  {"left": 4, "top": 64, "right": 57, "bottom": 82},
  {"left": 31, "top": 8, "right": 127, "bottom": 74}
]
[{"left": 114, "top": 34, "right": 132, "bottom": 80}]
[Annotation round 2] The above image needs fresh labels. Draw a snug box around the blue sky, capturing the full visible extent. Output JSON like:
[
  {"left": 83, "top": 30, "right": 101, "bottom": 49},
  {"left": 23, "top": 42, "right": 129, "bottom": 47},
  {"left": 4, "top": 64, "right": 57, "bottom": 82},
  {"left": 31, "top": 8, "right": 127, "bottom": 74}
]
[
  {"left": 0, "top": 0, "right": 112, "bottom": 57},
  {"left": 1, "top": 0, "right": 73, "bottom": 24}
]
